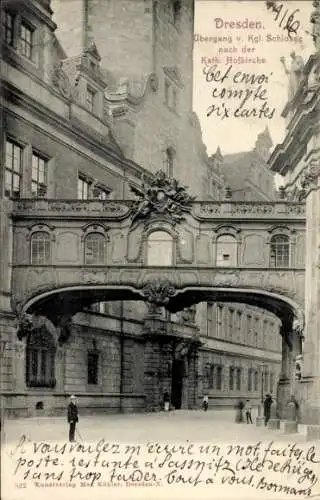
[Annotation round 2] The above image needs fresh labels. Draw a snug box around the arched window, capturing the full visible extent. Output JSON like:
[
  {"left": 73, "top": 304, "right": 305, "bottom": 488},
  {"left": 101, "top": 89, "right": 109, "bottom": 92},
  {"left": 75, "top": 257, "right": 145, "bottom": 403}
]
[
  {"left": 270, "top": 234, "right": 289, "bottom": 267},
  {"left": 236, "top": 368, "right": 241, "bottom": 390},
  {"left": 84, "top": 233, "right": 105, "bottom": 264},
  {"left": 147, "top": 231, "right": 173, "bottom": 266},
  {"left": 216, "top": 234, "right": 237, "bottom": 267},
  {"left": 30, "top": 231, "right": 50, "bottom": 264},
  {"left": 216, "top": 366, "right": 222, "bottom": 390},
  {"left": 26, "top": 328, "right": 56, "bottom": 387}
]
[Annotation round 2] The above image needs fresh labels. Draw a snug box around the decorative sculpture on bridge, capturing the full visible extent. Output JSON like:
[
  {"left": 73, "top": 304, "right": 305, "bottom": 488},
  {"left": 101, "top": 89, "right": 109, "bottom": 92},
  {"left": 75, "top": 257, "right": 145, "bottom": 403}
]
[
  {"left": 142, "top": 279, "right": 176, "bottom": 307},
  {"left": 130, "top": 170, "right": 196, "bottom": 227}
]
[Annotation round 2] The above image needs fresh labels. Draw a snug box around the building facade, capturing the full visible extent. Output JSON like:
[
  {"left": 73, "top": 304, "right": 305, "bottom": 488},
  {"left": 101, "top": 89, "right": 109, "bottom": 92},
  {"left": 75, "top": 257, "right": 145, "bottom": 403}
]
[
  {"left": 269, "top": 0, "right": 320, "bottom": 435},
  {"left": 1, "top": 0, "right": 285, "bottom": 418}
]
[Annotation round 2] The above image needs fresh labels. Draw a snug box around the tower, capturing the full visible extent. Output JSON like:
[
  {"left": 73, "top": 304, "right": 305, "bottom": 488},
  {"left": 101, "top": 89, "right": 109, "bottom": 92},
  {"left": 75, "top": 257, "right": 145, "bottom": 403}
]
[{"left": 51, "top": 0, "right": 202, "bottom": 195}]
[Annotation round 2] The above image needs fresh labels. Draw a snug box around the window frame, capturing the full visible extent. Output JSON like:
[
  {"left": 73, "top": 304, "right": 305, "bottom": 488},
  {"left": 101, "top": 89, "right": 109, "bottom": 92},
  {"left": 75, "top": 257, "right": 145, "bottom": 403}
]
[
  {"left": 87, "top": 350, "right": 99, "bottom": 385},
  {"left": 4, "top": 139, "right": 23, "bottom": 198},
  {"left": 146, "top": 230, "right": 174, "bottom": 266},
  {"left": 30, "top": 231, "right": 51, "bottom": 265},
  {"left": 216, "top": 234, "right": 238, "bottom": 267},
  {"left": 84, "top": 232, "right": 106, "bottom": 265},
  {"left": 26, "top": 329, "right": 56, "bottom": 388},
  {"left": 20, "top": 20, "right": 34, "bottom": 61},
  {"left": 3, "top": 11, "right": 14, "bottom": 46},
  {"left": 31, "top": 151, "right": 48, "bottom": 198},
  {"left": 78, "top": 175, "right": 91, "bottom": 199},
  {"left": 270, "top": 234, "right": 290, "bottom": 268}
]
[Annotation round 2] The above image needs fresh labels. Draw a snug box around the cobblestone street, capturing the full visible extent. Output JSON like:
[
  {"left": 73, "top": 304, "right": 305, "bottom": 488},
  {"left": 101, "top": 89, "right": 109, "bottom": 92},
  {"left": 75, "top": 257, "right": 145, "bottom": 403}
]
[
  {"left": 1, "top": 408, "right": 306, "bottom": 445},
  {"left": 3, "top": 409, "right": 320, "bottom": 500}
]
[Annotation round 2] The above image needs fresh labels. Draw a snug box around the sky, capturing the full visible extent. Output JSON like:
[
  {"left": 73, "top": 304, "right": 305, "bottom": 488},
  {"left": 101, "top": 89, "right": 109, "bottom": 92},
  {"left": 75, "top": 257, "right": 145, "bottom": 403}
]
[{"left": 193, "top": 1, "right": 315, "bottom": 156}]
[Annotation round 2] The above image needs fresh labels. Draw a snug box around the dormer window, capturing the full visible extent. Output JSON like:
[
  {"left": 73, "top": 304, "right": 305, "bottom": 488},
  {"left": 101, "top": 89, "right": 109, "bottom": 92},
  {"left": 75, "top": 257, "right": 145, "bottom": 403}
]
[
  {"left": 3, "top": 11, "right": 14, "bottom": 46},
  {"left": 86, "top": 86, "right": 95, "bottom": 113},
  {"left": 20, "top": 22, "right": 34, "bottom": 60}
]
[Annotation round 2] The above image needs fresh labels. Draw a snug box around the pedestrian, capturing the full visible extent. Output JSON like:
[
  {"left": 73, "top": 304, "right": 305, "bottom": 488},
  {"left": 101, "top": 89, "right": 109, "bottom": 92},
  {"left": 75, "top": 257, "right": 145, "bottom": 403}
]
[
  {"left": 264, "top": 394, "right": 272, "bottom": 426},
  {"left": 245, "top": 399, "right": 253, "bottom": 423},
  {"left": 202, "top": 394, "right": 209, "bottom": 411},
  {"left": 235, "top": 400, "right": 244, "bottom": 423},
  {"left": 67, "top": 395, "right": 79, "bottom": 442},
  {"left": 163, "top": 391, "right": 170, "bottom": 412}
]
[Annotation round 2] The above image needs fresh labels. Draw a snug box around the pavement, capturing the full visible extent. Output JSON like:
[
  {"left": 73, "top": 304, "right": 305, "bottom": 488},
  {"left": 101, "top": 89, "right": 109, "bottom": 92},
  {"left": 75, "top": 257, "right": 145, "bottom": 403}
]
[
  {"left": 0, "top": 408, "right": 306, "bottom": 444},
  {"left": 1, "top": 409, "right": 320, "bottom": 500}
]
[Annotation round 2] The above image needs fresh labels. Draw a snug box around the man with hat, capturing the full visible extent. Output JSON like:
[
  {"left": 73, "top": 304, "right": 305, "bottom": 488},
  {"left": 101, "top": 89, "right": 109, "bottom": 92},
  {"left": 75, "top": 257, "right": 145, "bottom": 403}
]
[{"left": 67, "top": 395, "right": 79, "bottom": 442}]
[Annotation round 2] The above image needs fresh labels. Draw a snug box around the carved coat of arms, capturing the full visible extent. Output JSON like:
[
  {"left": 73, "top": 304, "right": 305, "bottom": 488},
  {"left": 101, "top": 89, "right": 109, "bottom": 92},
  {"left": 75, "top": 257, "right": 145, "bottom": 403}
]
[{"left": 130, "top": 170, "right": 196, "bottom": 227}]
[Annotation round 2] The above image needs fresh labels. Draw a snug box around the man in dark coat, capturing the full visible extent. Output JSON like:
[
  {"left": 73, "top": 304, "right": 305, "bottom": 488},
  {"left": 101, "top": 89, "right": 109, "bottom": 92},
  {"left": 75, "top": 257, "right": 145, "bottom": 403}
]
[
  {"left": 264, "top": 394, "right": 272, "bottom": 426},
  {"left": 67, "top": 395, "right": 79, "bottom": 442}
]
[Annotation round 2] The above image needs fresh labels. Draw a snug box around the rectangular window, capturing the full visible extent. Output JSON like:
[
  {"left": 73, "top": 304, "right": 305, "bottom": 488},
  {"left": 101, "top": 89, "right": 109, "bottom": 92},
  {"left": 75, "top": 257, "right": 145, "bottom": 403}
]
[
  {"left": 228, "top": 309, "right": 234, "bottom": 338},
  {"left": 229, "top": 367, "right": 234, "bottom": 390},
  {"left": 5, "top": 140, "right": 22, "bottom": 198},
  {"left": 78, "top": 176, "right": 91, "bottom": 199},
  {"left": 216, "top": 305, "right": 223, "bottom": 337},
  {"left": 207, "top": 302, "right": 213, "bottom": 337},
  {"left": 87, "top": 351, "right": 99, "bottom": 385},
  {"left": 20, "top": 22, "right": 34, "bottom": 60},
  {"left": 248, "top": 369, "right": 252, "bottom": 391},
  {"left": 32, "top": 153, "right": 47, "bottom": 198},
  {"left": 4, "top": 11, "right": 14, "bottom": 45},
  {"left": 92, "top": 185, "right": 110, "bottom": 200},
  {"left": 216, "top": 366, "right": 222, "bottom": 390},
  {"left": 236, "top": 368, "right": 241, "bottom": 390},
  {"left": 86, "top": 86, "right": 95, "bottom": 112},
  {"left": 208, "top": 365, "right": 214, "bottom": 389}
]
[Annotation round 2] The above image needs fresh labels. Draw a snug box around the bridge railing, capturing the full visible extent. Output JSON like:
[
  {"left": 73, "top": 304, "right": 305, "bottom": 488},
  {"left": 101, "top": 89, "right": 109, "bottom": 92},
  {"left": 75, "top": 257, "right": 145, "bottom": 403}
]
[{"left": 10, "top": 199, "right": 306, "bottom": 220}]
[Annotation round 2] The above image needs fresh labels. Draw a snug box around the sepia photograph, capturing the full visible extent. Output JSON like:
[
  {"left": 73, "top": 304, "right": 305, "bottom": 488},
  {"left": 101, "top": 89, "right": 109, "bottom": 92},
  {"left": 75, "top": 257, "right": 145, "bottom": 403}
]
[{"left": 0, "top": 0, "right": 320, "bottom": 498}]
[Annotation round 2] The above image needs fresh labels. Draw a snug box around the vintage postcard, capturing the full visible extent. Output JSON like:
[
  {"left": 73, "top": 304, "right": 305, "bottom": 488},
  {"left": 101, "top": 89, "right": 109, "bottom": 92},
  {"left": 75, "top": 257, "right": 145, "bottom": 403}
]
[{"left": 1, "top": 0, "right": 320, "bottom": 499}]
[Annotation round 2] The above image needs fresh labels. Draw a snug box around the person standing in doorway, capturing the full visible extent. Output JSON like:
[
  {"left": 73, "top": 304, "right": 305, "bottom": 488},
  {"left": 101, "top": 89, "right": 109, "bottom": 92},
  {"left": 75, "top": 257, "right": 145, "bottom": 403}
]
[
  {"left": 264, "top": 394, "right": 272, "bottom": 426},
  {"left": 67, "top": 395, "right": 79, "bottom": 442},
  {"left": 245, "top": 399, "right": 253, "bottom": 423}
]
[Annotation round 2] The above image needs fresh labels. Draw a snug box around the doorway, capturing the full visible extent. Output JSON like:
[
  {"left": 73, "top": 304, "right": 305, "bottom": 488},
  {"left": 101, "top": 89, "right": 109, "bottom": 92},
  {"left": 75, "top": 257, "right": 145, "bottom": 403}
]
[{"left": 171, "top": 359, "right": 184, "bottom": 409}]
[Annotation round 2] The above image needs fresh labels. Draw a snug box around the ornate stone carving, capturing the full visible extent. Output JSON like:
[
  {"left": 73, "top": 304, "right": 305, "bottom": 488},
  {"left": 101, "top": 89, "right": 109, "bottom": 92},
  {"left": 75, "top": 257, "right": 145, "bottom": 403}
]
[
  {"left": 49, "top": 62, "right": 72, "bottom": 100},
  {"left": 16, "top": 312, "right": 33, "bottom": 340},
  {"left": 141, "top": 279, "right": 176, "bottom": 306},
  {"left": 56, "top": 315, "right": 73, "bottom": 345},
  {"left": 300, "top": 164, "right": 320, "bottom": 192},
  {"left": 181, "top": 305, "right": 196, "bottom": 323},
  {"left": 231, "top": 203, "right": 274, "bottom": 215},
  {"left": 130, "top": 170, "right": 196, "bottom": 227},
  {"left": 174, "top": 334, "right": 202, "bottom": 360},
  {"left": 193, "top": 203, "right": 221, "bottom": 218}
]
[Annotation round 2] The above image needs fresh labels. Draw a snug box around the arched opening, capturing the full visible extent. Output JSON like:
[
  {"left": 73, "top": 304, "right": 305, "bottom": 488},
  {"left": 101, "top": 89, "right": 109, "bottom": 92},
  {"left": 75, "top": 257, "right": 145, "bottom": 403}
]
[
  {"left": 270, "top": 234, "right": 290, "bottom": 267},
  {"left": 26, "top": 327, "right": 56, "bottom": 388},
  {"left": 147, "top": 231, "right": 174, "bottom": 266},
  {"left": 216, "top": 234, "right": 237, "bottom": 267},
  {"left": 84, "top": 232, "right": 106, "bottom": 265},
  {"left": 30, "top": 232, "right": 50, "bottom": 264}
]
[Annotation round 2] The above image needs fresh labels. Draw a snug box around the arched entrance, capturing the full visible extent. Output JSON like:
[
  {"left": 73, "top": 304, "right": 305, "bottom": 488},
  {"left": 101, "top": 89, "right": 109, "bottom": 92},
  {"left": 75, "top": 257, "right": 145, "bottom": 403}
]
[{"left": 14, "top": 282, "right": 304, "bottom": 418}]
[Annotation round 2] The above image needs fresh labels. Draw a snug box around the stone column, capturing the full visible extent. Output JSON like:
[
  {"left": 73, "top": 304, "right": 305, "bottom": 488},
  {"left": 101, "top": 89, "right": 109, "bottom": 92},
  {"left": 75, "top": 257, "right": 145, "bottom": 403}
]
[{"left": 301, "top": 165, "right": 320, "bottom": 438}]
